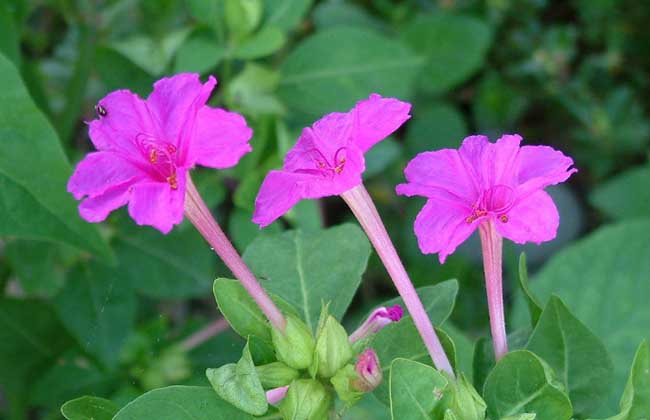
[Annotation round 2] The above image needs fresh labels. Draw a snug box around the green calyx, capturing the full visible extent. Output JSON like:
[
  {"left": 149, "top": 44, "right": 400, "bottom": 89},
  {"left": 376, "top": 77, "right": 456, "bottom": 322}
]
[
  {"left": 256, "top": 362, "right": 300, "bottom": 388},
  {"left": 271, "top": 314, "right": 315, "bottom": 370},
  {"left": 311, "top": 315, "right": 354, "bottom": 378},
  {"left": 280, "top": 379, "right": 333, "bottom": 420}
]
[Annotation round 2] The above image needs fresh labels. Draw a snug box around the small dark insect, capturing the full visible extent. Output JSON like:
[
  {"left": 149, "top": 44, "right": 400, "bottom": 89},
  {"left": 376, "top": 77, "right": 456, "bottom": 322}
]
[{"left": 95, "top": 104, "right": 107, "bottom": 118}]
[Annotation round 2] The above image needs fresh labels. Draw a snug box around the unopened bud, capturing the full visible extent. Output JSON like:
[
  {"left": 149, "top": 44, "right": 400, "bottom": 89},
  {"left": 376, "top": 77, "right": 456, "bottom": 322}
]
[
  {"left": 349, "top": 305, "right": 403, "bottom": 343},
  {"left": 271, "top": 314, "right": 315, "bottom": 370},
  {"left": 312, "top": 315, "right": 353, "bottom": 378},
  {"left": 353, "top": 348, "right": 382, "bottom": 392},
  {"left": 279, "top": 379, "right": 332, "bottom": 420},
  {"left": 256, "top": 362, "right": 300, "bottom": 388},
  {"left": 266, "top": 385, "right": 289, "bottom": 405}
]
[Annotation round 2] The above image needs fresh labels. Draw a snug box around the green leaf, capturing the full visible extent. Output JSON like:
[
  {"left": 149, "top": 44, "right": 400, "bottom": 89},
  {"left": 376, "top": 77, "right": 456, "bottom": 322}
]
[
  {"left": 590, "top": 166, "right": 650, "bottom": 221},
  {"left": 232, "top": 26, "right": 287, "bottom": 59},
  {"left": 0, "top": 299, "right": 71, "bottom": 416},
  {"left": 213, "top": 278, "right": 298, "bottom": 342},
  {"left": 401, "top": 13, "right": 492, "bottom": 94},
  {"left": 206, "top": 342, "right": 268, "bottom": 416},
  {"left": 61, "top": 396, "right": 118, "bottom": 420},
  {"left": 113, "top": 386, "right": 255, "bottom": 419},
  {"left": 513, "top": 220, "right": 650, "bottom": 411},
  {"left": 95, "top": 47, "right": 156, "bottom": 97},
  {"left": 526, "top": 296, "right": 614, "bottom": 417},
  {"left": 589, "top": 341, "right": 650, "bottom": 420},
  {"left": 264, "top": 0, "right": 313, "bottom": 32},
  {"left": 405, "top": 102, "right": 467, "bottom": 156},
  {"left": 113, "top": 221, "right": 217, "bottom": 298},
  {"left": 473, "top": 72, "right": 528, "bottom": 134},
  {"left": 518, "top": 253, "right": 543, "bottom": 326},
  {"left": 4, "top": 239, "right": 66, "bottom": 297},
  {"left": 173, "top": 32, "right": 226, "bottom": 74},
  {"left": 389, "top": 358, "right": 449, "bottom": 419},
  {"left": 483, "top": 350, "right": 573, "bottom": 420},
  {"left": 0, "top": 53, "right": 112, "bottom": 261},
  {"left": 243, "top": 224, "right": 371, "bottom": 331},
  {"left": 313, "top": 2, "right": 382, "bottom": 30},
  {"left": 110, "top": 29, "right": 190, "bottom": 75},
  {"left": 225, "top": 0, "right": 262, "bottom": 40},
  {"left": 54, "top": 262, "right": 136, "bottom": 368},
  {"left": 32, "top": 354, "right": 111, "bottom": 408},
  {"left": 225, "top": 63, "right": 285, "bottom": 117},
  {"left": 472, "top": 329, "right": 531, "bottom": 394},
  {"left": 279, "top": 27, "right": 422, "bottom": 119}
]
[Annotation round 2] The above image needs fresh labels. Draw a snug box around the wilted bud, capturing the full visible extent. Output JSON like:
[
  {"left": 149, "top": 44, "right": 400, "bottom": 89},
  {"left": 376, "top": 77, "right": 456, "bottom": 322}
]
[
  {"left": 312, "top": 315, "right": 354, "bottom": 378},
  {"left": 353, "top": 348, "right": 382, "bottom": 392},
  {"left": 280, "top": 379, "right": 332, "bottom": 420},
  {"left": 349, "top": 305, "right": 403, "bottom": 343},
  {"left": 271, "top": 314, "right": 315, "bottom": 370},
  {"left": 256, "top": 362, "right": 300, "bottom": 388}
]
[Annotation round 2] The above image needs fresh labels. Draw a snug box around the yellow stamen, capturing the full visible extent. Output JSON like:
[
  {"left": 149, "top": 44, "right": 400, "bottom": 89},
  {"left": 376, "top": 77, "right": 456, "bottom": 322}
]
[
  {"left": 167, "top": 173, "right": 178, "bottom": 189},
  {"left": 149, "top": 150, "right": 157, "bottom": 164}
]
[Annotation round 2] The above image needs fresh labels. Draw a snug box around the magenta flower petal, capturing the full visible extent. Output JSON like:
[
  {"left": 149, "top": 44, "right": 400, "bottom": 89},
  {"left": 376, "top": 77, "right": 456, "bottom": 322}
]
[
  {"left": 253, "top": 94, "right": 409, "bottom": 227},
  {"left": 517, "top": 144, "right": 578, "bottom": 198},
  {"left": 495, "top": 190, "right": 559, "bottom": 244},
  {"left": 78, "top": 181, "right": 133, "bottom": 222},
  {"left": 67, "top": 152, "right": 141, "bottom": 200},
  {"left": 88, "top": 90, "right": 156, "bottom": 155},
  {"left": 354, "top": 93, "right": 411, "bottom": 152},
  {"left": 147, "top": 73, "right": 216, "bottom": 163},
  {"left": 414, "top": 200, "right": 477, "bottom": 263},
  {"left": 128, "top": 171, "right": 186, "bottom": 234},
  {"left": 194, "top": 107, "right": 253, "bottom": 168},
  {"left": 253, "top": 171, "right": 307, "bottom": 228},
  {"left": 70, "top": 73, "right": 252, "bottom": 233},
  {"left": 397, "top": 149, "right": 477, "bottom": 203},
  {"left": 398, "top": 134, "right": 576, "bottom": 260}
]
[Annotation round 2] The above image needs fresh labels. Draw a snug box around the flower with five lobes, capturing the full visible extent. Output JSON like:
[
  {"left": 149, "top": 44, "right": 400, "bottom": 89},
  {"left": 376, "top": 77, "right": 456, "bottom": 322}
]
[
  {"left": 252, "top": 93, "right": 410, "bottom": 227},
  {"left": 67, "top": 73, "right": 253, "bottom": 233},
  {"left": 396, "top": 134, "right": 577, "bottom": 263}
]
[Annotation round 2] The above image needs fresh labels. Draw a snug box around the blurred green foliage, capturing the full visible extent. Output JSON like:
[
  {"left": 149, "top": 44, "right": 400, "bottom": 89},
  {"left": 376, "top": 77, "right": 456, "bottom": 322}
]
[{"left": 0, "top": 0, "right": 649, "bottom": 419}]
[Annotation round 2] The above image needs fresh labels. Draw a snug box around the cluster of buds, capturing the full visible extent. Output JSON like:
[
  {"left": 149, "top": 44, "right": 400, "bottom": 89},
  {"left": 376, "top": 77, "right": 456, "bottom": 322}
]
[{"left": 260, "top": 305, "right": 399, "bottom": 418}]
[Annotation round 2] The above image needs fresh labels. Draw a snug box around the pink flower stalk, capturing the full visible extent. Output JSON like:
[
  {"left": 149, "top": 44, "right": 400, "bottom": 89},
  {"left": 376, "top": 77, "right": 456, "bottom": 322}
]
[
  {"left": 68, "top": 73, "right": 286, "bottom": 332},
  {"left": 68, "top": 73, "right": 251, "bottom": 233},
  {"left": 396, "top": 134, "right": 576, "bottom": 360},
  {"left": 353, "top": 348, "right": 382, "bottom": 392},
  {"left": 253, "top": 94, "right": 454, "bottom": 376},
  {"left": 266, "top": 386, "right": 289, "bottom": 405},
  {"left": 349, "top": 304, "right": 403, "bottom": 343}
]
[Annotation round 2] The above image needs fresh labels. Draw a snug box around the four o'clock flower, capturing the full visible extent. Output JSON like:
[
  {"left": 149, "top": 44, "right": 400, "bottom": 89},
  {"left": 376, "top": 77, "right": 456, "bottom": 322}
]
[
  {"left": 349, "top": 304, "right": 403, "bottom": 343},
  {"left": 253, "top": 94, "right": 454, "bottom": 376},
  {"left": 353, "top": 348, "right": 383, "bottom": 392},
  {"left": 396, "top": 134, "right": 576, "bottom": 360},
  {"left": 67, "top": 73, "right": 287, "bottom": 332}
]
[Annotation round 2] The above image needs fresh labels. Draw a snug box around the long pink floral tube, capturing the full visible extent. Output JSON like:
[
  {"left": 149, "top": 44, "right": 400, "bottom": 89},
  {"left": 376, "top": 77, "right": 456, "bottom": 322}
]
[
  {"left": 478, "top": 221, "right": 508, "bottom": 360},
  {"left": 185, "top": 177, "right": 287, "bottom": 332},
  {"left": 341, "top": 184, "right": 454, "bottom": 376}
]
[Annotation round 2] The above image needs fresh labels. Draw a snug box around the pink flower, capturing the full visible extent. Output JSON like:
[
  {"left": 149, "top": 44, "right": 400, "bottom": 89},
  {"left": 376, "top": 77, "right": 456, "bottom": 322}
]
[
  {"left": 252, "top": 94, "right": 411, "bottom": 227},
  {"left": 349, "top": 304, "right": 403, "bottom": 343},
  {"left": 396, "top": 134, "right": 576, "bottom": 264},
  {"left": 67, "top": 73, "right": 253, "bottom": 233},
  {"left": 353, "top": 349, "right": 382, "bottom": 392}
]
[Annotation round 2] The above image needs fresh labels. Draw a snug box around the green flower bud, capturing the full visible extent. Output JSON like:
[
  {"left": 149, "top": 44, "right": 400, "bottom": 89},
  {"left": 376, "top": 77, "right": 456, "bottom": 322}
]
[
  {"left": 331, "top": 365, "right": 364, "bottom": 406},
  {"left": 280, "top": 379, "right": 333, "bottom": 420},
  {"left": 256, "top": 362, "right": 300, "bottom": 388},
  {"left": 311, "top": 315, "right": 353, "bottom": 378},
  {"left": 271, "top": 314, "right": 315, "bottom": 370},
  {"left": 434, "top": 373, "right": 486, "bottom": 420}
]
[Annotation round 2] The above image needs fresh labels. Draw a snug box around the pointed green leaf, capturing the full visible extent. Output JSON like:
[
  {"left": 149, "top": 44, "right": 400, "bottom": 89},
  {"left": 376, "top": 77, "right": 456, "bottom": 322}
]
[
  {"left": 589, "top": 341, "right": 650, "bottom": 420},
  {"left": 526, "top": 296, "right": 614, "bottom": 417},
  {"left": 389, "top": 358, "right": 449, "bottom": 420},
  {"left": 518, "top": 253, "right": 542, "bottom": 326},
  {"left": 206, "top": 342, "right": 268, "bottom": 416},
  {"left": 483, "top": 350, "right": 573, "bottom": 420},
  {"left": 113, "top": 386, "right": 255, "bottom": 419},
  {"left": 243, "top": 224, "right": 371, "bottom": 331},
  {"left": 61, "top": 396, "right": 118, "bottom": 420},
  {"left": 0, "top": 53, "right": 111, "bottom": 261}
]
